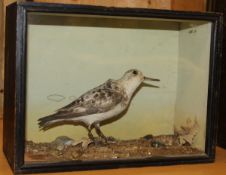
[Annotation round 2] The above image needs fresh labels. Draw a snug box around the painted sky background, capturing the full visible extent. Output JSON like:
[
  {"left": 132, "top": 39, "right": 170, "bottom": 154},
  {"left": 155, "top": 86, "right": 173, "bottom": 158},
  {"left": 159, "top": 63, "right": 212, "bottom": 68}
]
[{"left": 25, "top": 15, "right": 211, "bottom": 151}]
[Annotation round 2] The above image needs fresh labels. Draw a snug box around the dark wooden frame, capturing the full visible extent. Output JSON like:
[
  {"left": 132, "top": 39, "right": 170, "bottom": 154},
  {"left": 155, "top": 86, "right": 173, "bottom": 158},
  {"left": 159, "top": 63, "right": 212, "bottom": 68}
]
[
  {"left": 206, "top": 0, "right": 226, "bottom": 149},
  {"left": 3, "top": 1, "right": 223, "bottom": 174}
]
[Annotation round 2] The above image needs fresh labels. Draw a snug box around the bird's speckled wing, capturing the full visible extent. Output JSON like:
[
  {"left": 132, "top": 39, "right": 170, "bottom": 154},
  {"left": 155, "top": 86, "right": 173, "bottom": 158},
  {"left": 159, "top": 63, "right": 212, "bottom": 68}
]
[{"left": 51, "top": 79, "right": 126, "bottom": 120}]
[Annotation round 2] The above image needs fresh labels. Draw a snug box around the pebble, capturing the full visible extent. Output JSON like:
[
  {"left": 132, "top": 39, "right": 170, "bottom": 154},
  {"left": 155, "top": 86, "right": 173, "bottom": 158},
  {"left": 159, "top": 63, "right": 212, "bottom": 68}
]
[
  {"left": 33, "top": 149, "right": 38, "bottom": 153},
  {"left": 72, "top": 152, "right": 80, "bottom": 159},
  {"left": 51, "top": 136, "right": 74, "bottom": 146},
  {"left": 143, "top": 134, "right": 154, "bottom": 140},
  {"left": 56, "top": 145, "right": 65, "bottom": 151}
]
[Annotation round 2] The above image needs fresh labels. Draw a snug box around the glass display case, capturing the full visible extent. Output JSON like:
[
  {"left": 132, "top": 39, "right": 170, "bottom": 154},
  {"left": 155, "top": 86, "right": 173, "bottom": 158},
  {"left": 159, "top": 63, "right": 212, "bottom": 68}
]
[{"left": 3, "top": 2, "right": 222, "bottom": 174}]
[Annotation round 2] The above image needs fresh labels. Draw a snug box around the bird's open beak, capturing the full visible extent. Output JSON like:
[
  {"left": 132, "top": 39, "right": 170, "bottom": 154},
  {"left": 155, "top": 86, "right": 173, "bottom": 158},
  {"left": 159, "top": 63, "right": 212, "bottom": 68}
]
[
  {"left": 144, "top": 77, "right": 160, "bottom": 82},
  {"left": 143, "top": 76, "right": 160, "bottom": 88}
]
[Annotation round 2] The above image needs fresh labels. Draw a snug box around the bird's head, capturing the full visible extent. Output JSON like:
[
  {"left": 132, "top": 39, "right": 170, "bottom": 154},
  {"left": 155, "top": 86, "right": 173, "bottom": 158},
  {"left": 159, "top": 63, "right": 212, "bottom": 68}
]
[{"left": 119, "top": 69, "right": 160, "bottom": 96}]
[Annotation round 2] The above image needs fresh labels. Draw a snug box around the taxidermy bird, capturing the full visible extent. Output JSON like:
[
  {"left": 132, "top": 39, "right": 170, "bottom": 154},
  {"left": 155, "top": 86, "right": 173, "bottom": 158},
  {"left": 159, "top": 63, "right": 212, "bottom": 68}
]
[{"left": 38, "top": 69, "right": 160, "bottom": 142}]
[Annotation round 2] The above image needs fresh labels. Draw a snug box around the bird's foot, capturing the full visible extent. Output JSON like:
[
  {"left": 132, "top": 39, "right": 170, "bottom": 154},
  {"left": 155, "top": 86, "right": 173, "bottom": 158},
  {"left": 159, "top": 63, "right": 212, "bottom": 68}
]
[
  {"left": 90, "top": 136, "right": 116, "bottom": 146},
  {"left": 101, "top": 136, "right": 116, "bottom": 144},
  {"left": 91, "top": 137, "right": 107, "bottom": 146},
  {"left": 106, "top": 136, "right": 116, "bottom": 143}
]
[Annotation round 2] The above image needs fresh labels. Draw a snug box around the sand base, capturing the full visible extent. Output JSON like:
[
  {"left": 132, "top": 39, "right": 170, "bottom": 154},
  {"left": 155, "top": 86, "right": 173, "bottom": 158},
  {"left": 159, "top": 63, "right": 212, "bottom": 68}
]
[{"left": 25, "top": 136, "right": 204, "bottom": 163}]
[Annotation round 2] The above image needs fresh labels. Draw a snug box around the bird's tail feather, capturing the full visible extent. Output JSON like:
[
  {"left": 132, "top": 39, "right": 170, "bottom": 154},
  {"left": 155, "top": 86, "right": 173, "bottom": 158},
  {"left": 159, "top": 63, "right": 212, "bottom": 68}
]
[
  {"left": 38, "top": 113, "right": 60, "bottom": 131},
  {"left": 38, "top": 112, "right": 81, "bottom": 130}
]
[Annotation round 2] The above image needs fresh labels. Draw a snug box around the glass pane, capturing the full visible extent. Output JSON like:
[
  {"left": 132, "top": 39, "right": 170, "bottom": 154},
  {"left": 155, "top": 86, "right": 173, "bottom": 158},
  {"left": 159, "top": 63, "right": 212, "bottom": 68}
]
[{"left": 25, "top": 12, "right": 211, "bottom": 164}]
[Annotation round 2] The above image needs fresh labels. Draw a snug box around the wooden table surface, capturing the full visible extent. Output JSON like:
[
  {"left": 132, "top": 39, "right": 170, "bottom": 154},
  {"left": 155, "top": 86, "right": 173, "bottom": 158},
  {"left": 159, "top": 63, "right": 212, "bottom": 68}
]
[{"left": 0, "top": 118, "right": 226, "bottom": 175}]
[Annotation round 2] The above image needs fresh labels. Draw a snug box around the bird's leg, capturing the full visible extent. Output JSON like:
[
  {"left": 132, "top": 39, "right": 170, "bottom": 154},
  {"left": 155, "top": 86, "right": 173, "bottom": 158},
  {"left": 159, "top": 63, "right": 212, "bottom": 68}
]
[
  {"left": 94, "top": 123, "right": 116, "bottom": 144},
  {"left": 87, "top": 125, "right": 95, "bottom": 141},
  {"left": 94, "top": 122, "right": 107, "bottom": 142}
]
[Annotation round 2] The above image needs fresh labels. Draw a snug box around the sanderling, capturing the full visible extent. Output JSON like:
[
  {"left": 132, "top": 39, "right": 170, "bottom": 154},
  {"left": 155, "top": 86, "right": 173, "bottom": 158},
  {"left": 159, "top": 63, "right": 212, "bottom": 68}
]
[{"left": 38, "top": 69, "right": 160, "bottom": 142}]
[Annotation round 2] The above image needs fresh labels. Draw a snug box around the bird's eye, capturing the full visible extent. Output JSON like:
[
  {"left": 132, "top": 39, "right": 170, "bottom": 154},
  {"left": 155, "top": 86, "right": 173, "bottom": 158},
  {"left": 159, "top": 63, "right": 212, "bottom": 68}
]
[{"left": 133, "top": 70, "right": 138, "bottom": 75}]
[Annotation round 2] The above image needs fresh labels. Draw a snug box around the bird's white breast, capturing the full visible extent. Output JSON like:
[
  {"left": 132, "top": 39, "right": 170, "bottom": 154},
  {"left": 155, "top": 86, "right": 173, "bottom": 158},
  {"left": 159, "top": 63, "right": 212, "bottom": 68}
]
[{"left": 71, "top": 103, "right": 126, "bottom": 126}]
